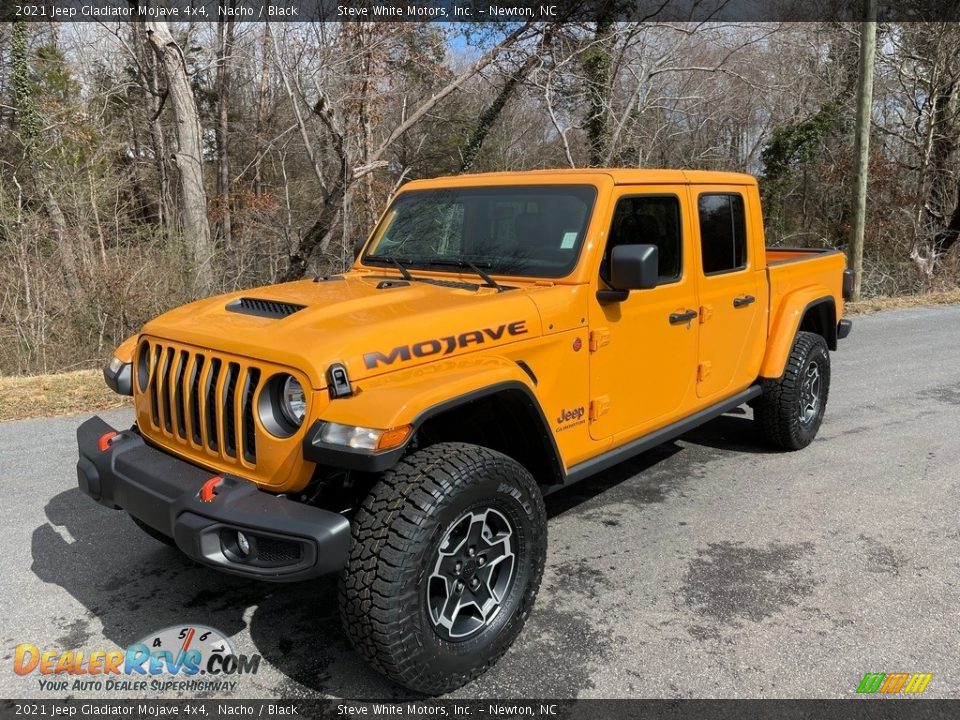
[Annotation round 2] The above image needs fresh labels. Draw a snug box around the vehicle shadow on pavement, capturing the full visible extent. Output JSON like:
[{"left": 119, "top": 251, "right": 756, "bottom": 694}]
[
  {"left": 544, "top": 442, "right": 684, "bottom": 518},
  {"left": 31, "top": 488, "right": 415, "bottom": 699},
  {"left": 31, "top": 412, "right": 762, "bottom": 699},
  {"left": 678, "top": 408, "right": 778, "bottom": 455}
]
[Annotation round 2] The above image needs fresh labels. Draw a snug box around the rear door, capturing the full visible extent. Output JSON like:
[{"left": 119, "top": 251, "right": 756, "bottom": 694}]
[
  {"left": 588, "top": 187, "right": 699, "bottom": 440},
  {"left": 692, "top": 187, "right": 765, "bottom": 399}
]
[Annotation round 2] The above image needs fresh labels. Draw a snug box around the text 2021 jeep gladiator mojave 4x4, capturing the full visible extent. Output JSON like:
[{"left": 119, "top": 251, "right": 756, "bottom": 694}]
[{"left": 78, "top": 169, "right": 853, "bottom": 694}]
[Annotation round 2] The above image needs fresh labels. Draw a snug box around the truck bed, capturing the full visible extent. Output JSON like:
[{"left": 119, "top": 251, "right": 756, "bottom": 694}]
[
  {"left": 765, "top": 246, "right": 847, "bottom": 338},
  {"left": 766, "top": 246, "right": 842, "bottom": 266}
]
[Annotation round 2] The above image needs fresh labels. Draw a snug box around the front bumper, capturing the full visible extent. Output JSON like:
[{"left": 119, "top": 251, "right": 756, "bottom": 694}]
[
  {"left": 76, "top": 416, "right": 351, "bottom": 581},
  {"left": 838, "top": 319, "right": 853, "bottom": 340}
]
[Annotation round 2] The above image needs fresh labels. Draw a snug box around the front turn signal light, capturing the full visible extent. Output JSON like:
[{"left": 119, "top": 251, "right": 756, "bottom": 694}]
[
  {"left": 377, "top": 425, "right": 413, "bottom": 451},
  {"left": 314, "top": 422, "right": 412, "bottom": 452}
]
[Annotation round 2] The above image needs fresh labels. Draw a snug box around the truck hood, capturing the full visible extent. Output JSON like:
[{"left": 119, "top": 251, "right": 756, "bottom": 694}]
[{"left": 140, "top": 273, "right": 545, "bottom": 388}]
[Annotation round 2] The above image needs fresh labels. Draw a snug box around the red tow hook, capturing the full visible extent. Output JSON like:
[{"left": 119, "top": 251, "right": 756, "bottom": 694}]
[
  {"left": 199, "top": 475, "right": 224, "bottom": 503},
  {"left": 97, "top": 431, "right": 118, "bottom": 452}
]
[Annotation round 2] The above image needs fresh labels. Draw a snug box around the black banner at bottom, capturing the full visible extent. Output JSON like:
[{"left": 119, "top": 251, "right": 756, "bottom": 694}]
[{"left": 1, "top": 699, "right": 958, "bottom": 720}]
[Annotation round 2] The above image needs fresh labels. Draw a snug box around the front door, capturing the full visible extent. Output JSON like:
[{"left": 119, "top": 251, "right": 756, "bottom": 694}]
[{"left": 588, "top": 188, "right": 699, "bottom": 441}]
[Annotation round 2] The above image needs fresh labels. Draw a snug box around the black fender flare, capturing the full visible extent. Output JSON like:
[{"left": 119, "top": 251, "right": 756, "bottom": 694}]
[{"left": 303, "top": 381, "right": 565, "bottom": 483}]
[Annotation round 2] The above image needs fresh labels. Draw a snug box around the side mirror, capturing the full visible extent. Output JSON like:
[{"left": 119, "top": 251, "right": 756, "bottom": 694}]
[{"left": 599, "top": 244, "right": 659, "bottom": 302}]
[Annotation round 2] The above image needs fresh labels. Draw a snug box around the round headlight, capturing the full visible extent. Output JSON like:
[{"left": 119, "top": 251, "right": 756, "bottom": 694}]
[{"left": 279, "top": 375, "right": 306, "bottom": 427}]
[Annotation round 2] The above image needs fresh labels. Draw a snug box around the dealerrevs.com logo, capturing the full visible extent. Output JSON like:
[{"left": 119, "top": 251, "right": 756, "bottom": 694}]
[{"left": 14, "top": 625, "right": 260, "bottom": 694}]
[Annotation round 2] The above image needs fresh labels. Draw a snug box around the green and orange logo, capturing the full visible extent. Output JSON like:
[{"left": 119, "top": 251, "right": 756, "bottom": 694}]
[{"left": 857, "top": 673, "right": 932, "bottom": 695}]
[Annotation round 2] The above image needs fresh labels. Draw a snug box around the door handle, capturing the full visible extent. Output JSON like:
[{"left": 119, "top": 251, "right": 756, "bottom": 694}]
[
  {"left": 733, "top": 295, "right": 756, "bottom": 308},
  {"left": 669, "top": 309, "right": 698, "bottom": 325}
]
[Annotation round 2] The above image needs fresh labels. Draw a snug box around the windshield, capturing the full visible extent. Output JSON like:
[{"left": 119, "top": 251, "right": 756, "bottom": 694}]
[{"left": 362, "top": 185, "right": 597, "bottom": 278}]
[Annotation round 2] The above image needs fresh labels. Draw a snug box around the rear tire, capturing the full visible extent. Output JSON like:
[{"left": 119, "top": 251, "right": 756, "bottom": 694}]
[
  {"left": 339, "top": 442, "right": 547, "bottom": 695},
  {"left": 754, "top": 331, "right": 830, "bottom": 450}
]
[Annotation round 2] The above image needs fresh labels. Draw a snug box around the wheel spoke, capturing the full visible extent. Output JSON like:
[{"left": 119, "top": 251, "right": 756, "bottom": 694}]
[
  {"left": 482, "top": 534, "right": 510, "bottom": 561},
  {"left": 439, "top": 515, "right": 470, "bottom": 556},
  {"left": 466, "top": 515, "right": 487, "bottom": 547},
  {"left": 439, "top": 587, "right": 465, "bottom": 628},
  {"left": 798, "top": 361, "right": 822, "bottom": 424},
  {"left": 480, "top": 509, "right": 512, "bottom": 547},
  {"left": 483, "top": 553, "right": 514, "bottom": 602}
]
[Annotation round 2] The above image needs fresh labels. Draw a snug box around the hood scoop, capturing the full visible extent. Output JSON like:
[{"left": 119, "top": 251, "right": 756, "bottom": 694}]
[{"left": 226, "top": 297, "right": 306, "bottom": 319}]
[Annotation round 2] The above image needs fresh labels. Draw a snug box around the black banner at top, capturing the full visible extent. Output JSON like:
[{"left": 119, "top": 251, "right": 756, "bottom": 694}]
[{"left": 2, "top": 0, "right": 960, "bottom": 23}]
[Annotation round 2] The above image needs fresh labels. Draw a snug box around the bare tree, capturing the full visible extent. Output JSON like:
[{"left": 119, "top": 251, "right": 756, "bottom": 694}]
[
  {"left": 128, "top": 21, "right": 173, "bottom": 227},
  {"left": 281, "top": 21, "right": 537, "bottom": 280},
  {"left": 5, "top": 20, "right": 960, "bottom": 376},
  {"left": 216, "top": 7, "right": 237, "bottom": 249},
  {"left": 144, "top": 20, "right": 214, "bottom": 295}
]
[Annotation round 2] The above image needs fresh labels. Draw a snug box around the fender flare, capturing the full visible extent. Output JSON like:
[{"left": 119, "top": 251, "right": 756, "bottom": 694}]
[
  {"left": 760, "top": 289, "right": 836, "bottom": 379},
  {"left": 302, "top": 357, "right": 564, "bottom": 480},
  {"left": 114, "top": 334, "right": 139, "bottom": 363}
]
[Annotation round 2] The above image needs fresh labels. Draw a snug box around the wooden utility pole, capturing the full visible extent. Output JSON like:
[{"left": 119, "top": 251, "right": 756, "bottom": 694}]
[{"left": 848, "top": 0, "right": 877, "bottom": 301}]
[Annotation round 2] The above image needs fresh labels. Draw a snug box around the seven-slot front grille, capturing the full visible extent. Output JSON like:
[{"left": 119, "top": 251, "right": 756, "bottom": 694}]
[{"left": 139, "top": 339, "right": 262, "bottom": 466}]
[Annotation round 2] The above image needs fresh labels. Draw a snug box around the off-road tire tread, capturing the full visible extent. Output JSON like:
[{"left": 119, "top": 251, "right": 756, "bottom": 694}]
[
  {"left": 754, "top": 330, "right": 830, "bottom": 450},
  {"left": 338, "top": 442, "right": 546, "bottom": 695}
]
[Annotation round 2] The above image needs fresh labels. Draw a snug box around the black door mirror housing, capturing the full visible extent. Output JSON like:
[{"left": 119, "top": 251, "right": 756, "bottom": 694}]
[{"left": 599, "top": 244, "right": 659, "bottom": 302}]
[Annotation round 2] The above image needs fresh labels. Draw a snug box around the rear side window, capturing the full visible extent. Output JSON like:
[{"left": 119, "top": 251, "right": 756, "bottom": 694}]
[
  {"left": 602, "top": 195, "right": 682, "bottom": 283},
  {"left": 698, "top": 193, "right": 747, "bottom": 275}
]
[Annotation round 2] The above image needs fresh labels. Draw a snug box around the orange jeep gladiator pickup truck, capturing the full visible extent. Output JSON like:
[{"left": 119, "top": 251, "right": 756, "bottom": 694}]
[{"left": 78, "top": 169, "right": 852, "bottom": 693}]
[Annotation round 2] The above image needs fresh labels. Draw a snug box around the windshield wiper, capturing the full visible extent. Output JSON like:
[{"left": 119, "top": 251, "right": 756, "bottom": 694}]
[
  {"left": 427, "top": 259, "right": 506, "bottom": 293},
  {"left": 365, "top": 254, "right": 415, "bottom": 281}
]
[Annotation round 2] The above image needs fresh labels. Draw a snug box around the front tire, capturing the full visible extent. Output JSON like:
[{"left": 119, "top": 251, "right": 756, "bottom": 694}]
[
  {"left": 339, "top": 443, "right": 547, "bottom": 695},
  {"left": 754, "top": 330, "right": 830, "bottom": 450}
]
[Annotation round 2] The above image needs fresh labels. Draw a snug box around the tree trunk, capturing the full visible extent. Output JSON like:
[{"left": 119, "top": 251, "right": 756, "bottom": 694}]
[
  {"left": 934, "top": 182, "right": 960, "bottom": 256},
  {"left": 282, "top": 22, "right": 534, "bottom": 280},
  {"left": 145, "top": 20, "right": 214, "bottom": 296},
  {"left": 848, "top": 0, "right": 877, "bottom": 301},
  {"left": 216, "top": 8, "right": 236, "bottom": 248},
  {"left": 284, "top": 186, "right": 346, "bottom": 281},
  {"left": 131, "top": 22, "right": 173, "bottom": 228},
  {"left": 254, "top": 25, "right": 271, "bottom": 196},
  {"left": 342, "top": 23, "right": 380, "bottom": 256},
  {"left": 10, "top": 20, "right": 41, "bottom": 144},
  {"left": 584, "top": 19, "right": 614, "bottom": 167},
  {"left": 43, "top": 189, "right": 81, "bottom": 299},
  {"left": 459, "top": 30, "right": 552, "bottom": 174}
]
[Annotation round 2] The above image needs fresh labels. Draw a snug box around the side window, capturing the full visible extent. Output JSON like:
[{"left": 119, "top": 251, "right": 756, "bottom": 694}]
[
  {"left": 601, "top": 195, "right": 682, "bottom": 284},
  {"left": 698, "top": 193, "right": 747, "bottom": 275}
]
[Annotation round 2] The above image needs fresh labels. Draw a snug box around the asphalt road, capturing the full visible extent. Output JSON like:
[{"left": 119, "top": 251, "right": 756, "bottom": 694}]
[{"left": 2, "top": 305, "right": 959, "bottom": 700}]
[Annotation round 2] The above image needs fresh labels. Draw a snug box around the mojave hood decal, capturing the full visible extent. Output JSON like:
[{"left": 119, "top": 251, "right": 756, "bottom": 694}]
[{"left": 363, "top": 320, "right": 529, "bottom": 369}]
